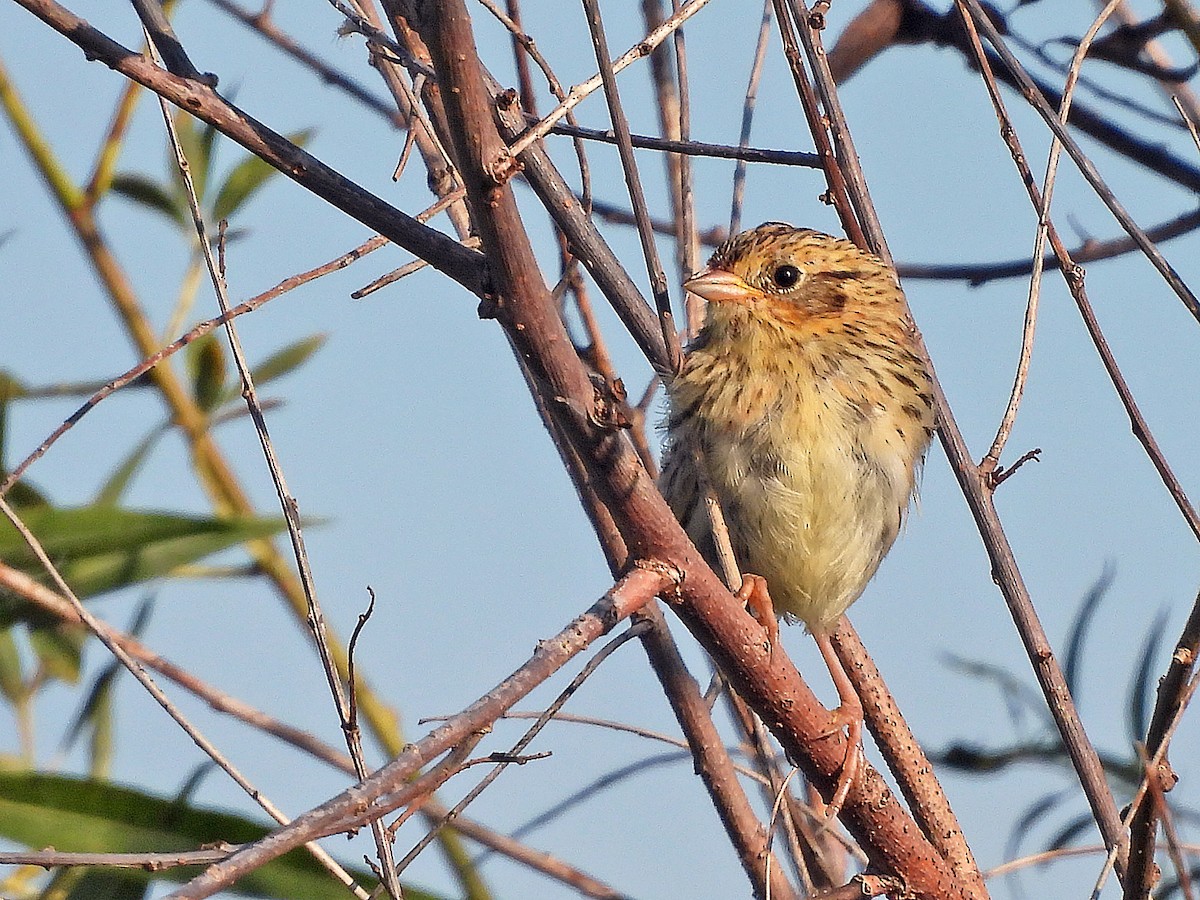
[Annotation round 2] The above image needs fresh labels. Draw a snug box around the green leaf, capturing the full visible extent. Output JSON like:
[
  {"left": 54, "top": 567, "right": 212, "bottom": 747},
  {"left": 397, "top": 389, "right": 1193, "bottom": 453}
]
[
  {"left": 1062, "top": 565, "right": 1114, "bottom": 700},
  {"left": 63, "top": 601, "right": 153, "bottom": 776},
  {"left": 172, "top": 109, "right": 210, "bottom": 203},
  {"left": 0, "top": 627, "right": 25, "bottom": 705},
  {"left": 211, "top": 129, "right": 312, "bottom": 222},
  {"left": 109, "top": 174, "right": 186, "bottom": 227},
  {"left": 64, "top": 868, "right": 150, "bottom": 900},
  {"left": 95, "top": 426, "right": 169, "bottom": 508},
  {"left": 27, "top": 622, "right": 85, "bottom": 684},
  {"left": 251, "top": 334, "right": 327, "bottom": 386},
  {"left": 1128, "top": 609, "right": 1169, "bottom": 744},
  {"left": 0, "top": 773, "right": 454, "bottom": 899},
  {"left": 186, "top": 333, "right": 227, "bottom": 413},
  {"left": 0, "top": 505, "right": 287, "bottom": 606}
]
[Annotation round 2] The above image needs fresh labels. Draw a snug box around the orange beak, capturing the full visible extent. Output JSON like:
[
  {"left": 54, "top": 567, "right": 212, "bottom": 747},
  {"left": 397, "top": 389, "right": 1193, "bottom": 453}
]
[{"left": 683, "top": 267, "right": 757, "bottom": 304}]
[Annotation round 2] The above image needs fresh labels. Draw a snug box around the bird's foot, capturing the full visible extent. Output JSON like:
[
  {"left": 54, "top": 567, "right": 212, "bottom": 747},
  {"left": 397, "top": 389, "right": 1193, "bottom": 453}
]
[
  {"left": 735, "top": 573, "right": 779, "bottom": 651},
  {"left": 817, "top": 702, "right": 863, "bottom": 824},
  {"left": 813, "top": 630, "right": 864, "bottom": 824}
]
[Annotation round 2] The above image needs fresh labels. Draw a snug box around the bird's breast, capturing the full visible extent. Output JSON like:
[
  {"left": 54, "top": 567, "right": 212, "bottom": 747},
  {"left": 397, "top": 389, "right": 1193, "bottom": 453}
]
[{"left": 668, "top": 326, "right": 928, "bottom": 630}]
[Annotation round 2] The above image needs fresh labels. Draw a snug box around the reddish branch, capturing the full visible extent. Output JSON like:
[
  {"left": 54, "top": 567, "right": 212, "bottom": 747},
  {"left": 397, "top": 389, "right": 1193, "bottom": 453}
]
[
  {"left": 18, "top": 1, "right": 979, "bottom": 896},
  {"left": 1126, "top": 592, "right": 1200, "bottom": 897},
  {"left": 399, "top": 3, "right": 970, "bottom": 898},
  {"left": 161, "top": 567, "right": 671, "bottom": 898}
]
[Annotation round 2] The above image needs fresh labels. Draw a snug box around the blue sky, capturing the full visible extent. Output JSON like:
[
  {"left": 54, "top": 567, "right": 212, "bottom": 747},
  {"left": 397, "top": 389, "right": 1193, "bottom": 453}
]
[{"left": 3, "top": 1, "right": 1199, "bottom": 897}]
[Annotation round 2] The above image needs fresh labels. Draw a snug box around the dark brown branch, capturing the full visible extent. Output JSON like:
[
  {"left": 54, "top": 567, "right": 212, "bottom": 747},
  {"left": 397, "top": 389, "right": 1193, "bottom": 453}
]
[
  {"left": 129, "top": 0, "right": 214, "bottom": 83},
  {"left": 1126, "top": 589, "right": 1200, "bottom": 896},
  {"left": 13, "top": 0, "right": 487, "bottom": 297},
  {"left": 955, "top": 0, "right": 1199, "bottom": 325},
  {"left": 579, "top": 0, "right": 681, "bottom": 373},
  {"left": 897, "top": 207, "right": 1200, "bottom": 283},
  {"left": 545, "top": 121, "right": 822, "bottom": 166},
  {"left": 840, "top": 0, "right": 1200, "bottom": 197}
]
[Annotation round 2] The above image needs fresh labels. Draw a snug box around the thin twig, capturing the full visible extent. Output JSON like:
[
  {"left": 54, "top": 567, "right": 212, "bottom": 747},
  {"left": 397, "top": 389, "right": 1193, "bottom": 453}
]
[
  {"left": 729, "top": 0, "right": 773, "bottom": 238},
  {"left": 954, "top": 0, "right": 1200, "bottom": 543},
  {"left": 0, "top": 560, "right": 358, "bottom": 772},
  {"left": 981, "top": 0, "right": 1124, "bottom": 474},
  {"left": 0, "top": 234, "right": 386, "bottom": 501},
  {"left": 1179, "top": 94, "right": 1200, "bottom": 151},
  {"left": 0, "top": 847, "right": 238, "bottom": 869},
  {"left": 506, "top": 0, "right": 715, "bottom": 158},
  {"left": 641, "top": 0, "right": 687, "bottom": 284},
  {"left": 771, "top": 0, "right": 865, "bottom": 247},
  {"left": 782, "top": 0, "right": 883, "bottom": 254},
  {"left": 0, "top": 559, "right": 628, "bottom": 899},
  {"left": 723, "top": 689, "right": 831, "bottom": 893},
  {"left": 670, "top": 0, "right": 699, "bottom": 337},
  {"left": 638, "top": 606, "right": 799, "bottom": 900},
  {"left": 896, "top": 207, "right": 1200, "bottom": 282},
  {"left": 579, "top": 0, "right": 682, "bottom": 374},
  {"left": 477, "top": 0, "right": 594, "bottom": 203},
  {"left": 1106, "top": 0, "right": 1200, "bottom": 126},
  {"left": 542, "top": 120, "right": 822, "bottom": 166},
  {"left": 491, "top": 83, "right": 670, "bottom": 372},
  {"left": 324, "top": 0, "right": 434, "bottom": 77},
  {"left": 393, "top": 623, "right": 650, "bottom": 875},
  {"left": 205, "top": 0, "right": 407, "bottom": 127},
  {"left": 150, "top": 68, "right": 399, "bottom": 894},
  {"left": 162, "top": 567, "right": 670, "bottom": 898},
  {"left": 941, "top": 1, "right": 1129, "bottom": 874},
  {"left": 957, "top": 0, "right": 1200, "bottom": 324}
]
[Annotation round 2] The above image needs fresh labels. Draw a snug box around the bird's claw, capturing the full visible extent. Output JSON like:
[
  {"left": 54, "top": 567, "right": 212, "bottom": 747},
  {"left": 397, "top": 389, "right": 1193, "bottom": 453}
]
[{"left": 735, "top": 573, "right": 779, "bottom": 651}]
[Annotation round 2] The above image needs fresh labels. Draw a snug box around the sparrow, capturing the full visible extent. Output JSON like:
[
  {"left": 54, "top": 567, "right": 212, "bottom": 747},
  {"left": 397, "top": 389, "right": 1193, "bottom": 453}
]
[{"left": 660, "top": 222, "right": 935, "bottom": 813}]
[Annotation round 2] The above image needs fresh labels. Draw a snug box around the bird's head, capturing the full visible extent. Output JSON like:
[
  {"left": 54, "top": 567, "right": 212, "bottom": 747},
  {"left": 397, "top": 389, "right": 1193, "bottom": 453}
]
[{"left": 684, "top": 223, "right": 894, "bottom": 330}]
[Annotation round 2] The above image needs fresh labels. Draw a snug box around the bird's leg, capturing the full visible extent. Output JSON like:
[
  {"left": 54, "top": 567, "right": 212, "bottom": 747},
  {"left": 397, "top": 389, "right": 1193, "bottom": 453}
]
[
  {"left": 813, "top": 629, "right": 864, "bottom": 822},
  {"left": 734, "top": 577, "right": 861, "bottom": 818},
  {"left": 735, "top": 573, "right": 779, "bottom": 649}
]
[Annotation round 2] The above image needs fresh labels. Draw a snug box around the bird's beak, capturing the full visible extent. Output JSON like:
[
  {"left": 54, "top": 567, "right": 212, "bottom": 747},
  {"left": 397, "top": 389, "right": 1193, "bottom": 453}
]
[{"left": 683, "top": 267, "right": 756, "bottom": 304}]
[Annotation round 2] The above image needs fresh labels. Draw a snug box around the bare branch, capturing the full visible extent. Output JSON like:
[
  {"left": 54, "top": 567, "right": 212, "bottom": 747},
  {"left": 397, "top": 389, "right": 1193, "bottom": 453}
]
[{"left": 164, "top": 566, "right": 671, "bottom": 898}]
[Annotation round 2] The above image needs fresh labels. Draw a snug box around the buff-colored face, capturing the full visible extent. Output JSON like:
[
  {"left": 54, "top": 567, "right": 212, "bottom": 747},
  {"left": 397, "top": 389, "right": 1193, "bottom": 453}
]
[{"left": 685, "top": 223, "right": 890, "bottom": 323}]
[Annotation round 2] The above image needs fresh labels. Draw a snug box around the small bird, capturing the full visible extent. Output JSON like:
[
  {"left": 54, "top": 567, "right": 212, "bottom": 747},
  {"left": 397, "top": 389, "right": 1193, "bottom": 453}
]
[{"left": 661, "top": 222, "right": 935, "bottom": 811}]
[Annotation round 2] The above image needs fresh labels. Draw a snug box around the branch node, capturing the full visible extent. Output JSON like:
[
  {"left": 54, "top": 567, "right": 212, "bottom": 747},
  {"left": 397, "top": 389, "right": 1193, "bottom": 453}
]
[
  {"left": 632, "top": 558, "right": 685, "bottom": 603},
  {"left": 485, "top": 149, "right": 523, "bottom": 185},
  {"left": 589, "top": 374, "right": 632, "bottom": 432},
  {"left": 987, "top": 447, "right": 1042, "bottom": 489}
]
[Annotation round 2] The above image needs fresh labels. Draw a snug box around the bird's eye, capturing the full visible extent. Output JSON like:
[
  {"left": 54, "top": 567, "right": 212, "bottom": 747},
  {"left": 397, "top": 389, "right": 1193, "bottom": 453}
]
[{"left": 772, "top": 264, "right": 801, "bottom": 289}]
